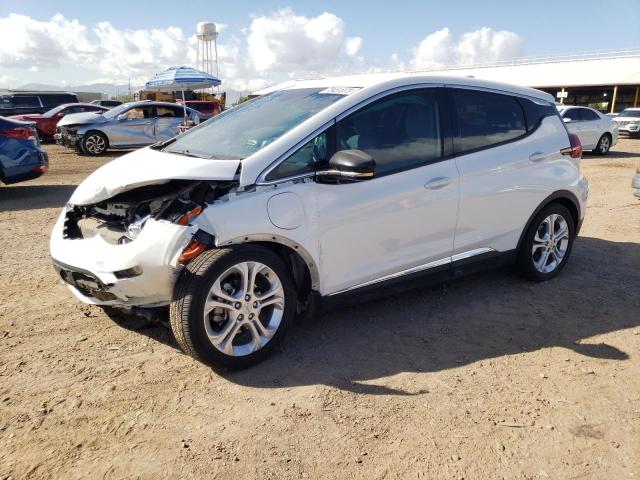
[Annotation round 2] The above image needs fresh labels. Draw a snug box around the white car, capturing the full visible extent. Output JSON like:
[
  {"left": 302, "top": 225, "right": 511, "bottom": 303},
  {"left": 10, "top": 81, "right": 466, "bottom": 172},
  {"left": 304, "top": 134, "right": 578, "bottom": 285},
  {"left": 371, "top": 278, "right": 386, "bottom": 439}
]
[
  {"left": 613, "top": 108, "right": 640, "bottom": 137},
  {"left": 556, "top": 105, "right": 618, "bottom": 155},
  {"left": 50, "top": 75, "right": 588, "bottom": 369}
]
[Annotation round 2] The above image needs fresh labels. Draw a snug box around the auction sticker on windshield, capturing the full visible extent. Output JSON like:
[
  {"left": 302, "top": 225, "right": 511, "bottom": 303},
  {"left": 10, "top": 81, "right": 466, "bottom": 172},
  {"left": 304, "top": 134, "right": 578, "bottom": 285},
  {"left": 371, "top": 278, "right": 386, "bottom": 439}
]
[{"left": 318, "top": 87, "right": 361, "bottom": 95}]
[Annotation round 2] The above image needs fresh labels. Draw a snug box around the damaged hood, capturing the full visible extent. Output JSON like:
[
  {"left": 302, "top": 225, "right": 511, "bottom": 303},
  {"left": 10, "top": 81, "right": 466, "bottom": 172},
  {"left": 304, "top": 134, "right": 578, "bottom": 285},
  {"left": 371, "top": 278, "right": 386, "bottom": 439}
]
[
  {"left": 58, "top": 111, "right": 105, "bottom": 127},
  {"left": 69, "top": 147, "right": 241, "bottom": 205}
]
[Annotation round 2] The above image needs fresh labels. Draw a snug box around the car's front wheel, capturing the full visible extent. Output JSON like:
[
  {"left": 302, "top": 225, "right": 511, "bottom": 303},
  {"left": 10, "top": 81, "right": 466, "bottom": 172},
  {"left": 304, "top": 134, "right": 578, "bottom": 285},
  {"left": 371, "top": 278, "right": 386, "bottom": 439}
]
[
  {"left": 517, "top": 203, "right": 575, "bottom": 281},
  {"left": 170, "top": 245, "right": 296, "bottom": 370},
  {"left": 81, "top": 132, "right": 108, "bottom": 156},
  {"left": 594, "top": 133, "right": 611, "bottom": 155}
]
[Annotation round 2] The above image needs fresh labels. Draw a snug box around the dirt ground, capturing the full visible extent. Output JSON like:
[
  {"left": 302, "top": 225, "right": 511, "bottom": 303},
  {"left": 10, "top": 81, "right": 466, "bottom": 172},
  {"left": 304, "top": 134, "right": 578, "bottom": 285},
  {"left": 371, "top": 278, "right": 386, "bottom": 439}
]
[{"left": 1, "top": 140, "right": 639, "bottom": 480}]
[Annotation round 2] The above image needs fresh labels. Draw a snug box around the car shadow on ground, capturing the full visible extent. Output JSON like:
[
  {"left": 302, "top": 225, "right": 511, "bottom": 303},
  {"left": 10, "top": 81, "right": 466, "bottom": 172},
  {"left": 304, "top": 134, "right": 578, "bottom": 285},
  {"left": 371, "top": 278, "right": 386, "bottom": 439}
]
[
  {"left": 112, "top": 235, "right": 640, "bottom": 396},
  {"left": 0, "top": 184, "right": 77, "bottom": 211}
]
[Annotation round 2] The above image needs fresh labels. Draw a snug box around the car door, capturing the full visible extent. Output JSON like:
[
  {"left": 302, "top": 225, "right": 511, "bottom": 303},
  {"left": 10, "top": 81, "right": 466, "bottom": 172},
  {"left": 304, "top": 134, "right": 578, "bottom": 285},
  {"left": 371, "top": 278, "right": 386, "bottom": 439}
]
[
  {"left": 107, "top": 106, "right": 155, "bottom": 147},
  {"left": 450, "top": 87, "right": 551, "bottom": 256},
  {"left": 561, "top": 108, "right": 595, "bottom": 148},
  {"left": 154, "top": 105, "right": 183, "bottom": 141},
  {"left": 311, "top": 87, "right": 459, "bottom": 294},
  {"left": 578, "top": 108, "right": 602, "bottom": 148}
]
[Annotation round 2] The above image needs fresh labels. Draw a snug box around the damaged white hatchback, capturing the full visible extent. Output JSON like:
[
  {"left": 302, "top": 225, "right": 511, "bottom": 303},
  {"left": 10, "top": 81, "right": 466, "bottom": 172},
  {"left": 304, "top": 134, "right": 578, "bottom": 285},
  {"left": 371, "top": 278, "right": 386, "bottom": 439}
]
[{"left": 51, "top": 74, "right": 588, "bottom": 369}]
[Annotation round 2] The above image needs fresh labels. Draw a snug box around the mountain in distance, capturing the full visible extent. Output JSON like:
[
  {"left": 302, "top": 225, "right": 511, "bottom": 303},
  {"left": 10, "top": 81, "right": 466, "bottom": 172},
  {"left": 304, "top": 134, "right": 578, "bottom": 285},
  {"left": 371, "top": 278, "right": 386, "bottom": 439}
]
[{"left": 16, "top": 82, "right": 243, "bottom": 104}]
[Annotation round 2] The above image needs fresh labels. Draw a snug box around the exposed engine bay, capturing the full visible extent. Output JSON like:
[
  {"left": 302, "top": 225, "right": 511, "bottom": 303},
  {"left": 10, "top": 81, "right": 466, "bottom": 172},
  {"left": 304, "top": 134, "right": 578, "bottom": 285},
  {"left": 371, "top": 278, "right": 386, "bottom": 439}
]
[{"left": 63, "top": 180, "right": 235, "bottom": 245}]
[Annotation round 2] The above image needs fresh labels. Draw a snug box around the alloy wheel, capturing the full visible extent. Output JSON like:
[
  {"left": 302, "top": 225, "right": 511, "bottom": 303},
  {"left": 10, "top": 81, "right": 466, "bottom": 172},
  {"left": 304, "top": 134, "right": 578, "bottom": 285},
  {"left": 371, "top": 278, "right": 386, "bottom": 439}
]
[
  {"left": 531, "top": 213, "right": 570, "bottom": 274},
  {"left": 84, "top": 134, "right": 106, "bottom": 154},
  {"left": 599, "top": 136, "right": 610, "bottom": 154},
  {"left": 203, "top": 261, "right": 285, "bottom": 357}
]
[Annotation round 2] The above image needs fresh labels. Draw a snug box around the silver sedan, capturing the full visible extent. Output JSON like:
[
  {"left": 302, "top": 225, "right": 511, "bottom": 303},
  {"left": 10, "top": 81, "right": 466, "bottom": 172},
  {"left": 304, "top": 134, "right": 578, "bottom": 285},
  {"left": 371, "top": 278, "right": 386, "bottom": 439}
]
[{"left": 55, "top": 101, "right": 201, "bottom": 155}]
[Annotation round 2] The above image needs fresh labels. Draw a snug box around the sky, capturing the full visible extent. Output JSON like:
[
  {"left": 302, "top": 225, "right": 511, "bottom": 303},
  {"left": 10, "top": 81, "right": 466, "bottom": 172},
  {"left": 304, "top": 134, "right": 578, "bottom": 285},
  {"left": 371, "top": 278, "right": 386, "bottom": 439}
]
[{"left": 0, "top": 0, "right": 639, "bottom": 93}]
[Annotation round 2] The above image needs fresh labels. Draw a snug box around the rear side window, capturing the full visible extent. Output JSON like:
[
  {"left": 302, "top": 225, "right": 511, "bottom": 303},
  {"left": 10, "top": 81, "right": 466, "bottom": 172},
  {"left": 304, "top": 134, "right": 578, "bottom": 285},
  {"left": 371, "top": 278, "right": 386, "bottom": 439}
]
[
  {"left": 156, "top": 106, "right": 182, "bottom": 118},
  {"left": 562, "top": 109, "right": 582, "bottom": 122},
  {"left": 580, "top": 108, "right": 600, "bottom": 121},
  {"left": 13, "top": 96, "right": 40, "bottom": 107},
  {"left": 451, "top": 89, "right": 526, "bottom": 154}
]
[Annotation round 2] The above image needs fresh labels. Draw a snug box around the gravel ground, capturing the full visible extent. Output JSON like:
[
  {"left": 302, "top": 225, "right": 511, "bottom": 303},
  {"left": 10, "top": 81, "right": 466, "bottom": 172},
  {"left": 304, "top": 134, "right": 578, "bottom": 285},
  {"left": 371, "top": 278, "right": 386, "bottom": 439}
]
[{"left": 1, "top": 141, "right": 639, "bottom": 480}]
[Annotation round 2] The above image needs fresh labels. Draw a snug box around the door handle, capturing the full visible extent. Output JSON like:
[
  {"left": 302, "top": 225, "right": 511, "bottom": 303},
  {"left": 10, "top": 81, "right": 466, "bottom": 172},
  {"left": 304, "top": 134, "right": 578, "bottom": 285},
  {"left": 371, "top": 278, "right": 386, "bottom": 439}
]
[
  {"left": 424, "top": 176, "right": 451, "bottom": 190},
  {"left": 529, "top": 152, "right": 547, "bottom": 163}
]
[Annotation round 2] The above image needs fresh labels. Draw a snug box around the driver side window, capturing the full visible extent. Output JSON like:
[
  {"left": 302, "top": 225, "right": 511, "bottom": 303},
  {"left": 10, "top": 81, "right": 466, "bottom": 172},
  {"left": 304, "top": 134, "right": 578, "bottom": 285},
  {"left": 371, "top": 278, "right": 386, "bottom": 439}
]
[{"left": 265, "top": 130, "right": 332, "bottom": 181}]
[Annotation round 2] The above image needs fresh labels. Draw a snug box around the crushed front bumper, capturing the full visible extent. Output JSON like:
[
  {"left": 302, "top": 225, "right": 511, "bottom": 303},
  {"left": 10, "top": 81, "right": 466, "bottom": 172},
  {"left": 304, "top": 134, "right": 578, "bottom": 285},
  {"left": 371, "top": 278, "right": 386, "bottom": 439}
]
[
  {"left": 54, "top": 131, "right": 81, "bottom": 149},
  {"left": 50, "top": 210, "right": 196, "bottom": 306}
]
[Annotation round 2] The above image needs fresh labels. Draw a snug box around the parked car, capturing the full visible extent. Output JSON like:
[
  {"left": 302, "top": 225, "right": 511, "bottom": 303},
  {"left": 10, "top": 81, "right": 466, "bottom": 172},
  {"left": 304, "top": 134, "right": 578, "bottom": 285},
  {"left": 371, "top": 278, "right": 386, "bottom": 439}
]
[
  {"left": 176, "top": 100, "right": 220, "bottom": 120},
  {"left": 556, "top": 105, "right": 618, "bottom": 155},
  {"left": 633, "top": 166, "right": 640, "bottom": 198},
  {"left": 0, "top": 91, "right": 78, "bottom": 117},
  {"left": 0, "top": 117, "right": 48, "bottom": 185},
  {"left": 90, "top": 100, "right": 123, "bottom": 109},
  {"left": 612, "top": 108, "right": 640, "bottom": 137},
  {"left": 50, "top": 75, "right": 588, "bottom": 369},
  {"left": 54, "top": 101, "right": 201, "bottom": 155},
  {"left": 9, "top": 103, "right": 108, "bottom": 141}
]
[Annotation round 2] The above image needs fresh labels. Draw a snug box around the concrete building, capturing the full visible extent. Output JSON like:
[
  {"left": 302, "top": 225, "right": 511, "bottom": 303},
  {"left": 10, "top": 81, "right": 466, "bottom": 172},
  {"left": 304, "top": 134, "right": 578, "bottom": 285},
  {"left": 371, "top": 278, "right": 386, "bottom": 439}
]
[{"left": 252, "top": 49, "right": 640, "bottom": 113}]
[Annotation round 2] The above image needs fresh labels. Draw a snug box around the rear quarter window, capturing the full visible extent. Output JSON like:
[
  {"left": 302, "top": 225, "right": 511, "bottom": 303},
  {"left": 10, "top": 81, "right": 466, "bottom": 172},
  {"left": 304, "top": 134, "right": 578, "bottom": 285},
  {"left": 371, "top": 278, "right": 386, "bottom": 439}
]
[{"left": 451, "top": 89, "right": 526, "bottom": 154}]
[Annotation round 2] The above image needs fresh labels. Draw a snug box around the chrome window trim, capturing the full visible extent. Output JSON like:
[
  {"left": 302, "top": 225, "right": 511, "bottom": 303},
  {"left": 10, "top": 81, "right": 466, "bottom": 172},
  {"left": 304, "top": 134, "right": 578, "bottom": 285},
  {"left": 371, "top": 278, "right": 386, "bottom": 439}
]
[
  {"left": 256, "top": 83, "right": 444, "bottom": 186},
  {"left": 327, "top": 247, "right": 496, "bottom": 296}
]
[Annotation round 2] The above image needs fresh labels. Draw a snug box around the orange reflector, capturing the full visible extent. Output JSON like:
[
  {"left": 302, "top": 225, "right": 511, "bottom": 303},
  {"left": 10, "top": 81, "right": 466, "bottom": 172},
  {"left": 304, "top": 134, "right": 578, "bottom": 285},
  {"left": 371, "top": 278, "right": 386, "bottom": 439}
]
[
  {"left": 32, "top": 164, "right": 48, "bottom": 174},
  {"left": 178, "top": 205, "right": 203, "bottom": 226},
  {"left": 178, "top": 240, "right": 206, "bottom": 264}
]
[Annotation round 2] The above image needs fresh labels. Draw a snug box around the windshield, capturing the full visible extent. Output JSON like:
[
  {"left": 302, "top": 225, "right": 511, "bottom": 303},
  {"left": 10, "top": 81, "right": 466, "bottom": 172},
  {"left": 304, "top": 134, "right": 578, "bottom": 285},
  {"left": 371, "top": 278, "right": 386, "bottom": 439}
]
[
  {"left": 103, "top": 103, "right": 133, "bottom": 119},
  {"left": 163, "top": 88, "right": 349, "bottom": 159},
  {"left": 617, "top": 109, "right": 640, "bottom": 118}
]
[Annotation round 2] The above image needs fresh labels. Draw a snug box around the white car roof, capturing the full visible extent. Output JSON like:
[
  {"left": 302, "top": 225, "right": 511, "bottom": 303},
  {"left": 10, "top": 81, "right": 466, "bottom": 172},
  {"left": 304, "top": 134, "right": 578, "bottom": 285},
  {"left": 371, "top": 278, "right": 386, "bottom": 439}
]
[
  {"left": 268, "top": 73, "right": 555, "bottom": 103},
  {"left": 238, "top": 74, "right": 555, "bottom": 186}
]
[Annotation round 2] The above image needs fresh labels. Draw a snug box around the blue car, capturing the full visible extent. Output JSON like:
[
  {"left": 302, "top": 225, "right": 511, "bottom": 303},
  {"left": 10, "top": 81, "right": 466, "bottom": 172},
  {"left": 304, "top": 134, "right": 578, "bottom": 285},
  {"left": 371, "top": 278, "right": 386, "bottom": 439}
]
[{"left": 0, "top": 116, "right": 48, "bottom": 185}]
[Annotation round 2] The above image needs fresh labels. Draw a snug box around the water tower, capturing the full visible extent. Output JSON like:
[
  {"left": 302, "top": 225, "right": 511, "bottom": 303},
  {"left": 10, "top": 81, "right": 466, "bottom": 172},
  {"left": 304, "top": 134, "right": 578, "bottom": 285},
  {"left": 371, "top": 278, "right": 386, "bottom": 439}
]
[{"left": 196, "top": 22, "right": 219, "bottom": 79}]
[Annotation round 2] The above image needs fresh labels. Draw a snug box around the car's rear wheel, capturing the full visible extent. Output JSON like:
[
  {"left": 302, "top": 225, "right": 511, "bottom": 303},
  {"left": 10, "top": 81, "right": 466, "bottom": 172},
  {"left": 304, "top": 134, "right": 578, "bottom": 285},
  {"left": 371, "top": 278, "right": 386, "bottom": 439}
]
[
  {"left": 170, "top": 245, "right": 296, "bottom": 370},
  {"left": 81, "top": 132, "right": 108, "bottom": 156},
  {"left": 517, "top": 203, "right": 575, "bottom": 281},
  {"left": 594, "top": 133, "right": 611, "bottom": 155}
]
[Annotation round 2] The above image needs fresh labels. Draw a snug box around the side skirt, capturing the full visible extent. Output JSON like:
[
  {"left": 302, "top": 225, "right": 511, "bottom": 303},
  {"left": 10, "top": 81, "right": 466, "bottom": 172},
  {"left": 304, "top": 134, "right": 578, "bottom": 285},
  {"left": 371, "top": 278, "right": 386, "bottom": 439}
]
[{"left": 318, "top": 249, "right": 517, "bottom": 311}]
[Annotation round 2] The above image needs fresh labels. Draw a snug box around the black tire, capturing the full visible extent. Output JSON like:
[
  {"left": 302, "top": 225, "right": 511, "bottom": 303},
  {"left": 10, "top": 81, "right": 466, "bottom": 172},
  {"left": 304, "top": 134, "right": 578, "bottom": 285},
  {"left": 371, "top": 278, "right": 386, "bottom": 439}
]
[
  {"left": 593, "top": 133, "right": 612, "bottom": 155},
  {"left": 517, "top": 203, "right": 575, "bottom": 282},
  {"left": 81, "top": 131, "right": 108, "bottom": 156},
  {"left": 170, "top": 245, "right": 296, "bottom": 370}
]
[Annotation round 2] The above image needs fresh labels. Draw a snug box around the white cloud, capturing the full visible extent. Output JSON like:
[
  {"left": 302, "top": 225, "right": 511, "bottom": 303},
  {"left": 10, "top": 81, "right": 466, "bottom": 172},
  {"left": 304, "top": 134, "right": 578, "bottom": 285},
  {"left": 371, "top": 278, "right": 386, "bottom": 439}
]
[
  {"left": 0, "top": 12, "right": 525, "bottom": 95},
  {"left": 411, "top": 27, "right": 523, "bottom": 69},
  {"left": 0, "top": 74, "right": 15, "bottom": 87},
  {"left": 246, "top": 8, "right": 363, "bottom": 75}
]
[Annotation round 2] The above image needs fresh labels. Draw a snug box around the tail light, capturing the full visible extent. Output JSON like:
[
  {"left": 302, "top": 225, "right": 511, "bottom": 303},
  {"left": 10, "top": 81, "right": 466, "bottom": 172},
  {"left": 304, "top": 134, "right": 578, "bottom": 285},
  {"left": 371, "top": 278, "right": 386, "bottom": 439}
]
[
  {"left": 560, "top": 133, "right": 582, "bottom": 159},
  {"left": 1, "top": 126, "right": 38, "bottom": 141}
]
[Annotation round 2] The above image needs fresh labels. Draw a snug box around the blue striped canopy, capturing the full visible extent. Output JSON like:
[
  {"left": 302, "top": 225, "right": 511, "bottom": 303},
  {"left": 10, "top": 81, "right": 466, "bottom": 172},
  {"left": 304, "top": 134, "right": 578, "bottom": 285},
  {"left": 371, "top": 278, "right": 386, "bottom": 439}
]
[{"left": 145, "top": 66, "right": 221, "bottom": 92}]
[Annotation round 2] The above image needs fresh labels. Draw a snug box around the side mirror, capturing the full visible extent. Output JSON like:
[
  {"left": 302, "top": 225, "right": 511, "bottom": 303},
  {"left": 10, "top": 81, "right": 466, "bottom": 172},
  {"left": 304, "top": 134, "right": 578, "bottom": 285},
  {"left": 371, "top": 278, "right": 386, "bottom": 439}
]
[
  {"left": 563, "top": 117, "right": 572, "bottom": 123},
  {"left": 317, "top": 149, "right": 375, "bottom": 182},
  {"left": 117, "top": 113, "right": 127, "bottom": 122}
]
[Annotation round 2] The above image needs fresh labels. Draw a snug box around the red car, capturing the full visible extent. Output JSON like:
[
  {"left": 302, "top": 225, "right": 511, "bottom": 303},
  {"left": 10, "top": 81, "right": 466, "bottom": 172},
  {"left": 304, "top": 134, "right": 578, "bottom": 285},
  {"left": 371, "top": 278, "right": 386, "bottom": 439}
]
[{"left": 10, "top": 103, "right": 108, "bottom": 140}]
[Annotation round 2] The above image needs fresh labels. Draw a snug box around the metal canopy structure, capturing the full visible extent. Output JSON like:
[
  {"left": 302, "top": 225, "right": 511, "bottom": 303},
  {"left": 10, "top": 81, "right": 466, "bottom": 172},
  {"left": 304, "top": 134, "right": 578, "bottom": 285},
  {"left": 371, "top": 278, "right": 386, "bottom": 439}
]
[{"left": 253, "top": 49, "right": 640, "bottom": 113}]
